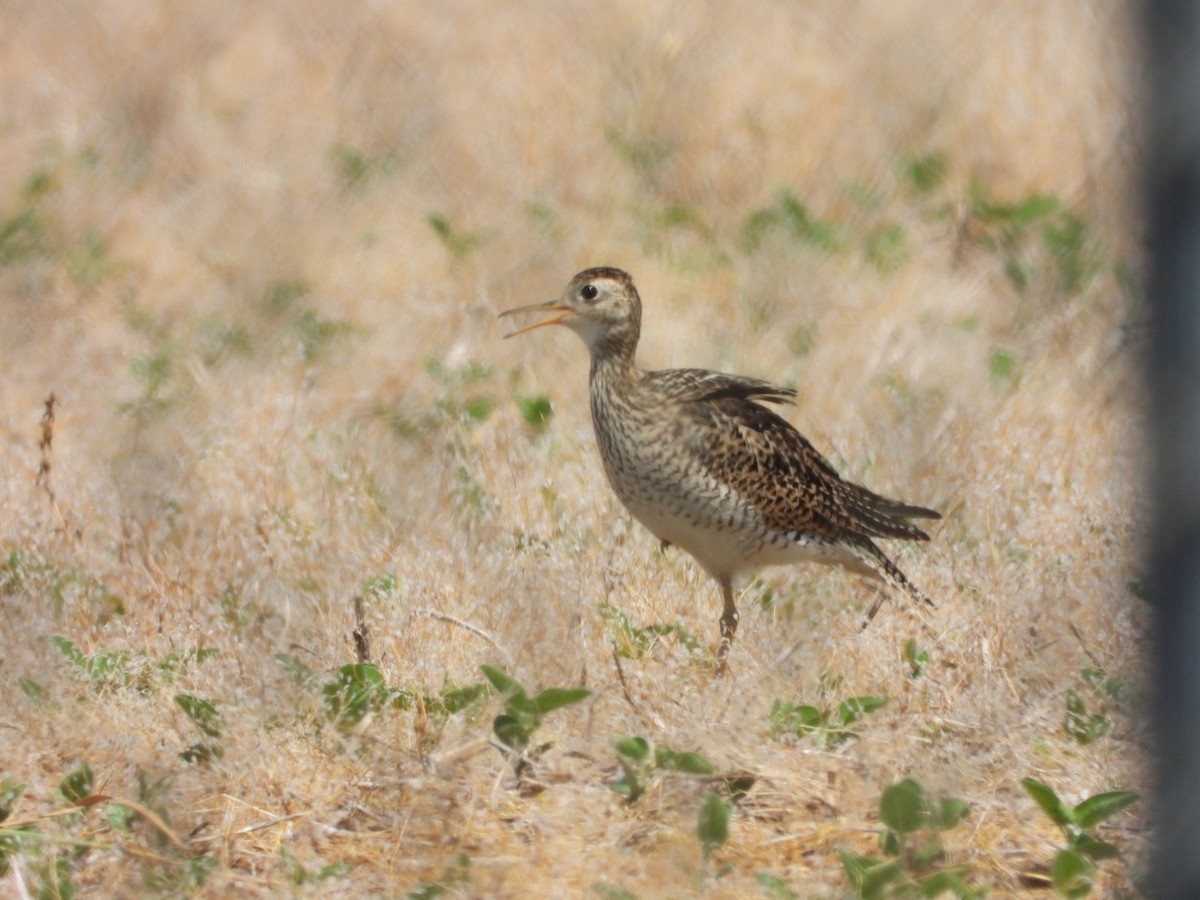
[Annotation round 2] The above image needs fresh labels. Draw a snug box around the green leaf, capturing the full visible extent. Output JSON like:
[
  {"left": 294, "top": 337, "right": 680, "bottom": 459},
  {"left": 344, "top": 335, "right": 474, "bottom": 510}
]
[
  {"left": 1081, "top": 666, "right": 1128, "bottom": 704},
  {"left": 902, "top": 637, "right": 929, "bottom": 677},
  {"left": 363, "top": 574, "right": 398, "bottom": 598},
  {"left": 531, "top": 686, "right": 590, "bottom": 716},
  {"left": 863, "top": 224, "right": 908, "bottom": 274},
  {"left": 430, "top": 683, "right": 489, "bottom": 720},
  {"left": 740, "top": 207, "right": 781, "bottom": 253},
  {"left": 492, "top": 714, "right": 528, "bottom": 750},
  {"left": 157, "top": 646, "right": 221, "bottom": 679},
  {"left": 180, "top": 741, "right": 224, "bottom": 764},
  {"left": 1021, "top": 777, "right": 1073, "bottom": 828},
  {"left": 916, "top": 869, "right": 978, "bottom": 898},
  {"left": 613, "top": 736, "right": 650, "bottom": 762},
  {"left": 770, "top": 701, "right": 823, "bottom": 734},
  {"left": 988, "top": 347, "right": 1019, "bottom": 386},
  {"left": 1012, "top": 194, "right": 1061, "bottom": 223},
  {"left": 1065, "top": 688, "right": 1111, "bottom": 745},
  {"left": 1042, "top": 212, "right": 1100, "bottom": 295},
  {"left": 516, "top": 395, "right": 554, "bottom": 432},
  {"left": 970, "top": 185, "right": 1059, "bottom": 226},
  {"left": 1050, "top": 848, "right": 1094, "bottom": 898},
  {"left": 612, "top": 737, "right": 651, "bottom": 801},
  {"left": 463, "top": 395, "right": 496, "bottom": 422},
  {"left": 322, "top": 664, "right": 387, "bottom": 729},
  {"left": 724, "top": 774, "right": 757, "bottom": 802},
  {"left": 696, "top": 791, "right": 731, "bottom": 855},
  {"left": 836, "top": 695, "right": 890, "bottom": 726},
  {"left": 900, "top": 151, "right": 950, "bottom": 194},
  {"left": 838, "top": 849, "right": 872, "bottom": 883},
  {"left": 1073, "top": 832, "right": 1121, "bottom": 861},
  {"left": 480, "top": 665, "right": 525, "bottom": 701},
  {"left": 656, "top": 749, "right": 714, "bottom": 775},
  {"left": 1003, "top": 258, "right": 1030, "bottom": 293},
  {"left": 880, "top": 829, "right": 903, "bottom": 857},
  {"left": 879, "top": 779, "right": 926, "bottom": 836},
  {"left": 778, "top": 190, "right": 841, "bottom": 251},
  {"left": 59, "top": 763, "right": 94, "bottom": 804},
  {"left": 18, "top": 677, "right": 50, "bottom": 706},
  {"left": 52, "top": 636, "right": 85, "bottom": 667},
  {"left": 860, "top": 858, "right": 906, "bottom": 896},
  {"left": 935, "top": 796, "right": 970, "bottom": 831},
  {"left": 174, "top": 694, "right": 223, "bottom": 738},
  {"left": 1073, "top": 790, "right": 1139, "bottom": 829},
  {"left": 106, "top": 803, "right": 135, "bottom": 832}
]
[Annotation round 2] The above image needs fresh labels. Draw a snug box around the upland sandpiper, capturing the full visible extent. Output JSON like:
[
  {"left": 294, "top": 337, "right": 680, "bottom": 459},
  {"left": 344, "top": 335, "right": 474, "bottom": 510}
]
[{"left": 500, "top": 267, "right": 939, "bottom": 664}]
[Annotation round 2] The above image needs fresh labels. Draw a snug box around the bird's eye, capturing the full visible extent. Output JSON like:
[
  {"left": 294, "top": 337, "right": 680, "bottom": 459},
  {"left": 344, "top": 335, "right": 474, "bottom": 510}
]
[{"left": 581, "top": 284, "right": 599, "bottom": 302}]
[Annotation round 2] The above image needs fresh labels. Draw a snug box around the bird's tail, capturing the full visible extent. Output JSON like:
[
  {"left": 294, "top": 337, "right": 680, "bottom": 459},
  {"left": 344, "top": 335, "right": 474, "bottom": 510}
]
[{"left": 849, "top": 535, "right": 935, "bottom": 609}]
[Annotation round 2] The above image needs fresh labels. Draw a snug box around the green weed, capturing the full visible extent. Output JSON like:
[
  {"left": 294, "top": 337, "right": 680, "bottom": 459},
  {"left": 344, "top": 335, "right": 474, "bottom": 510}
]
[
  {"left": 0, "top": 166, "right": 55, "bottom": 266},
  {"left": 902, "top": 638, "right": 930, "bottom": 679},
  {"left": 332, "top": 142, "right": 403, "bottom": 191},
  {"left": 840, "top": 778, "right": 982, "bottom": 898},
  {"left": 378, "top": 359, "right": 497, "bottom": 441},
  {"left": 120, "top": 347, "right": 176, "bottom": 416},
  {"left": 427, "top": 212, "right": 489, "bottom": 261},
  {"left": 58, "top": 763, "right": 94, "bottom": 804},
  {"left": 605, "top": 126, "right": 673, "bottom": 184},
  {"left": 965, "top": 182, "right": 1103, "bottom": 297},
  {"left": 599, "top": 603, "right": 703, "bottom": 659},
  {"left": 769, "top": 693, "right": 890, "bottom": 749},
  {"left": 899, "top": 151, "right": 950, "bottom": 195},
  {"left": 53, "top": 636, "right": 130, "bottom": 691},
  {"left": 481, "top": 665, "right": 589, "bottom": 757},
  {"left": 516, "top": 394, "right": 554, "bottom": 432},
  {"left": 323, "top": 663, "right": 389, "bottom": 732},
  {"left": 697, "top": 790, "right": 732, "bottom": 860},
  {"left": 175, "top": 694, "right": 224, "bottom": 763},
  {"left": 610, "top": 736, "right": 715, "bottom": 802},
  {"left": 1020, "top": 777, "right": 1138, "bottom": 897},
  {"left": 422, "top": 681, "right": 490, "bottom": 730},
  {"left": 988, "top": 347, "right": 1019, "bottom": 389},
  {"left": 741, "top": 189, "right": 841, "bottom": 254},
  {"left": 864, "top": 223, "right": 909, "bottom": 273}
]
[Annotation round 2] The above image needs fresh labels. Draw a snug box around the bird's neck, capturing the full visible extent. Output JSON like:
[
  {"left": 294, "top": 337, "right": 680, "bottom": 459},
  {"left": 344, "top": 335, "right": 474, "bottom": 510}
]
[{"left": 588, "top": 344, "right": 641, "bottom": 397}]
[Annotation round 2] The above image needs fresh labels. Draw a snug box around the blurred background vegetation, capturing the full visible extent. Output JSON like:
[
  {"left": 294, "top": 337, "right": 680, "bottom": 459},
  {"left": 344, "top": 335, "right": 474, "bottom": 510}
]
[{"left": 0, "top": 3, "right": 1145, "bottom": 897}]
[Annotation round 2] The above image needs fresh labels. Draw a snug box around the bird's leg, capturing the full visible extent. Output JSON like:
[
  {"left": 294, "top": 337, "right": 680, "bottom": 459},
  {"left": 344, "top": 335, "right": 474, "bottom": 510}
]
[{"left": 715, "top": 574, "right": 739, "bottom": 674}]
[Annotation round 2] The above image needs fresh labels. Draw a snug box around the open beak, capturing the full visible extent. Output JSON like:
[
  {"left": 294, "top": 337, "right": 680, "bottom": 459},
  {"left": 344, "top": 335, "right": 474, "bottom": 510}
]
[{"left": 497, "top": 300, "right": 575, "bottom": 338}]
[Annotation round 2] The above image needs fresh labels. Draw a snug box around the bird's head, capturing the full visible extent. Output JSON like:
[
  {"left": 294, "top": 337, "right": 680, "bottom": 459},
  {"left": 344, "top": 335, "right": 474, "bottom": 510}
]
[{"left": 500, "top": 267, "right": 642, "bottom": 358}]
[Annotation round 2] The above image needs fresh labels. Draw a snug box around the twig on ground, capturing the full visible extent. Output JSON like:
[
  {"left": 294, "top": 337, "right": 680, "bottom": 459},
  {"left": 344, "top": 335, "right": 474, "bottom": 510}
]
[{"left": 411, "top": 607, "right": 512, "bottom": 665}]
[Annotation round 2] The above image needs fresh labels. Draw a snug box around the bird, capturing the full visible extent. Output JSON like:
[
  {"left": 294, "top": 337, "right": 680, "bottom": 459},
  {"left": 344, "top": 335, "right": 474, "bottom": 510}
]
[{"left": 499, "top": 267, "right": 940, "bottom": 666}]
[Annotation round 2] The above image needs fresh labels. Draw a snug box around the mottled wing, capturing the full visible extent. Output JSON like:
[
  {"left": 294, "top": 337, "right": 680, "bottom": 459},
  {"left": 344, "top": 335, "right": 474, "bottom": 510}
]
[
  {"left": 645, "top": 368, "right": 797, "bottom": 407},
  {"left": 676, "top": 391, "right": 939, "bottom": 541}
]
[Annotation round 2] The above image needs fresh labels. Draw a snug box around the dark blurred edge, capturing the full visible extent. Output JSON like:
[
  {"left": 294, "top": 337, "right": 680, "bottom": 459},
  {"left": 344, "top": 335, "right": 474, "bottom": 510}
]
[{"left": 1145, "top": 2, "right": 1200, "bottom": 898}]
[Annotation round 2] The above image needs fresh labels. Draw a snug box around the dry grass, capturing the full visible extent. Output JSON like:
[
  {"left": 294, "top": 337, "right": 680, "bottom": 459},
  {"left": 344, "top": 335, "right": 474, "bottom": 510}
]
[{"left": 0, "top": 2, "right": 1147, "bottom": 897}]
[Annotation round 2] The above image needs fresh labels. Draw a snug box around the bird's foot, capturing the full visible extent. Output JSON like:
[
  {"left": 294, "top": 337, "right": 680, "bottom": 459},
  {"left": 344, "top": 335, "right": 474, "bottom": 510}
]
[{"left": 713, "top": 637, "right": 734, "bottom": 677}]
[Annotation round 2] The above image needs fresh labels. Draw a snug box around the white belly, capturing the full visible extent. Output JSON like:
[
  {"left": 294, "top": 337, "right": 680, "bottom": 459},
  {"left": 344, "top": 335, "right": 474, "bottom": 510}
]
[{"left": 624, "top": 496, "right": 874, "bottom": 584}]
